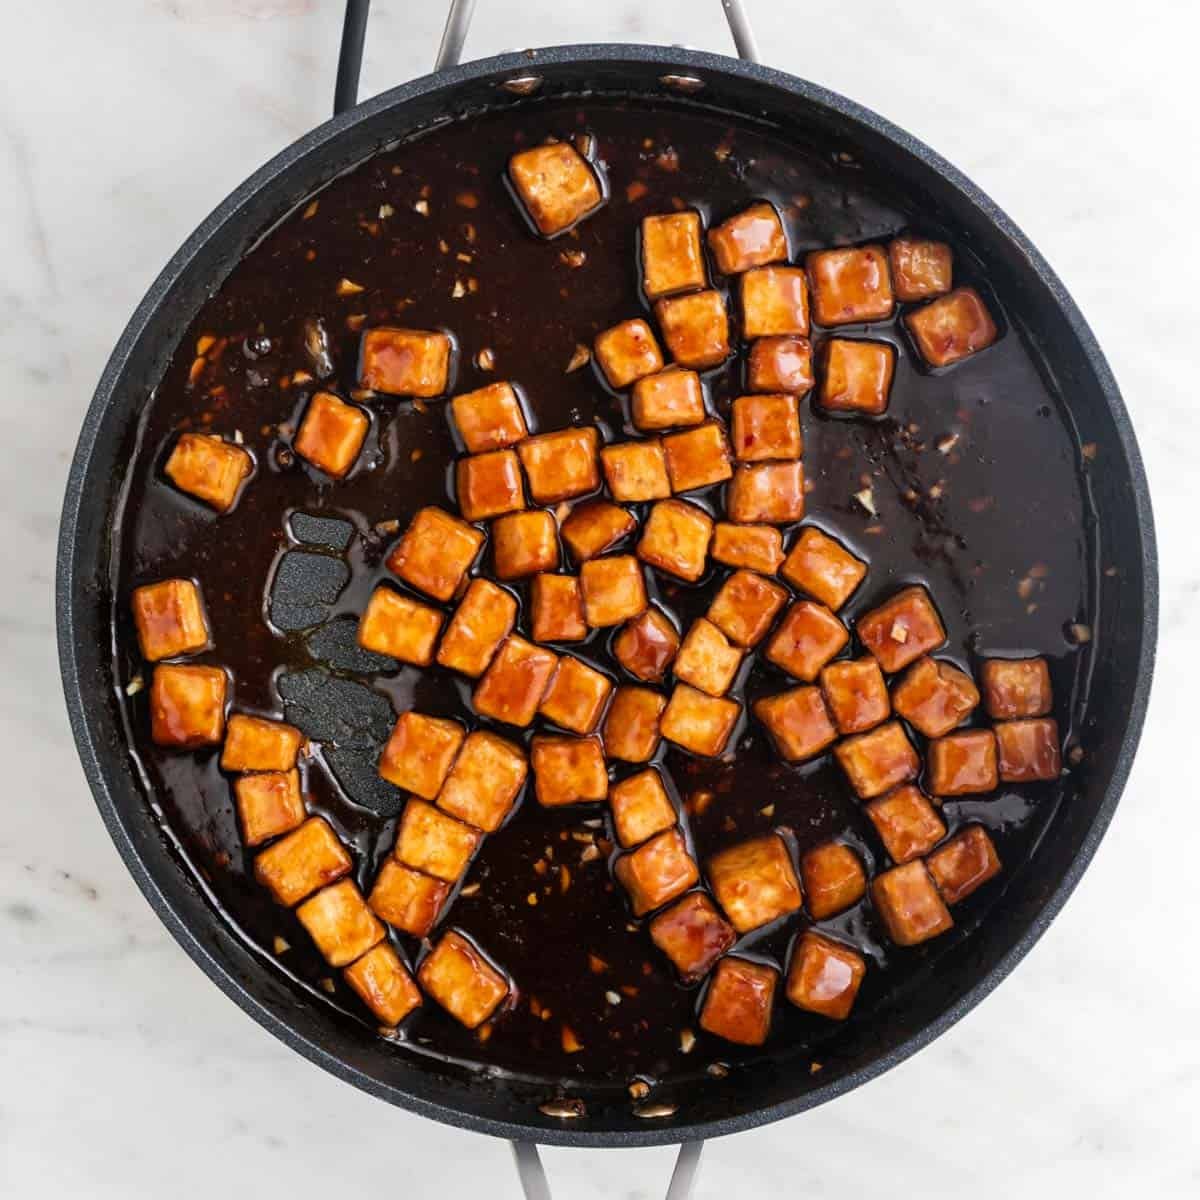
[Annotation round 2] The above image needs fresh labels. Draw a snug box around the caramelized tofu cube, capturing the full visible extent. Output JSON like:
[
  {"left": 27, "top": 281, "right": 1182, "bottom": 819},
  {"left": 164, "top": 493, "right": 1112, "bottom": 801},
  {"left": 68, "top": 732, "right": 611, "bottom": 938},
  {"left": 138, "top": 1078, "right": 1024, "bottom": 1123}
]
[
  {"left": 786, "top": 931, "right": 865, "bottom": 1020},
  {"left": 800, "top": 842, "right": 867, "bottom": 919},
  {"left": 580, "top": 555, "right": 648, "bottom": 626},
  {"left": 649, "top": 892, "right": 735, "bottom": 982},
  {"left": 872, "top": 861, "right": 953, "bottom": 946},
  {"left": 980, "top": 657, "right": 1053, "bottom": 719},
  {"left": 707, "top": 202, "right": 787, "bottom": 275},
  {"left": 747, "top": 335, "right": 814, "bottom": 394},
  {"left": 819, "top": 656, "right": 890, "bottom": 734},
  {"left": 700, "top": 956, "right": 777, "bottom": 1045},
  {"left": 378, "top": 712, "right": 466, "bottom": 800},
  {"left": 834, "top": 720, "right": 920, "bottom": 799},
  {"left": 296, "top": 879, "right": 384, "bottom": 967},
  {"left": 806, "top": 244, "right": 894, "bottom": 326},
  {"left": 492, "top": 510, "right": 559, "bottom": 580},
  {"left": 889, "top": 237, "right": 953, "bottom": 302},
  {"left": 864, "top": 784, "right": 946, "bottom": 865},
  {"left": 754, "top": 686, "right": 837, "bottom": 762},
  {"left": 731, "top": 394, "right": 802, "bottom": 462},
  {"left": 561, "top": 500, "right": 637, "bottom": 560},
  {"left": 221, "top": 713, "right": 303, "bottom": 772},
  {"left": 508, "top": 141, "right": 602, "bottom": 237},
  {"left": 437, "top": 730, "right": 527, "bottom": 832},
  {"left": 295, "top": 391, "right": 369, "bottom": 478},
  {"left": 530, "top": 735, "right": 608, "bottom": 807},
  {"left": 637, "top": 499, "right": 713, "bottom": 582},
  {"left": 450, "top": 381, "right": 528, "bottom": 452},
  {"left": 603, "top": 685, "right": 667, "bottom": 762},
  {"left": 655, "top": 290, "right": 731, "bottom": 369},
  {"left": 674, "top": 618, "right": 744, "bottom": 697},
  {"left": 343, "top": 941, "right": 421, "bottom": 1026},
  {"left": 661, "top": 684, "right": 740, "bottom": 757},
  {"left": 530, "top": 574, "right": 586, "bottom": 643},
  {"left": 368, "top": 859, "right": 450, "bottom": 937},
  {"left": 663, "top": 422, "right": 733, "bottom": 493},
  {"left": 473, "top": 635, "right": 558, "bottom": 726},
  {"left": 594, "top": 318, "right": 665, "bottom": 389},
  {"left": 234, "top": 770, "right": 306, "bottom": 847},
  {"left": 614, "top": 827, "right": 699, "bottom": 915},
  {"left": 150, "top": 663, "right": 227, "bottom": 748},
  {"left": 711, "top": 523, "right": 785, "bottom": 575},
  {"left": 395, "top": 798, "right": 481, "bottom": 882},
  {"left": 781, "top": 527, "right": 866, "bottom": 610},
  {"left": 539, "top": 656, "right": 613, "bottom": 734},
  {"left": 599, "top": 441, "right": 671, "bottom": 503},
  {"left": 708, "top": 570, "right": 787, "bottom": 647},
  {"left": 437, "top": 578, "right": 517, "bottom": 676},
  {"left": 929, "top": 729, "right": 999, "bottom": 796},
  {"left": 631, "top": 368, "right": 707, "bottom": 431},
  {"left": 456, "top": 449, "right": 525, "bottom": 521},
  {"left": 892, "top": 657, "right": 980, "bottom": 737},
  {"left": 610, "top": 768, "right": 675, "bottom": 848},
  {"left": 927, "top": 825, "right": 1001, "bottom": 904},
  {"left": 641, "top": 210, "right": 707, "bottom": 299},
  {"left": 517, "top": 427, "right": 600, "bottom": 504},
  {"left": 818, "top": 338, "right": 895, "bottom": 415},
  {"left": 356, "top": 586, "right": 444, "bottom": 665},
  {"left": 740, "top": 266, "right": 810, "bottom": 338},
  {"left": 995, "top": 718, "right": 1061, "bottom": 782},
  {"left": 727, "top": 461, "right": 806, "bottom": 524},
  {"left": 707, "top": 834, "right": 802, "bottom": 932},
  {"left": 254, "top": 816, "right": 352, "bottom": 907},
  {"left": 132, "top": 578, "right": 210, "bottom": 662},
  {"left": 764, "top": 600, "right": 849, "bottom": 681},
  {"left": 857, "top": 586, "right": 946, "bottom": 673},
  {"left": 386, "top": 507, "right": 484, "bottom": 603},
  {"left": 613, "top": 608, "right": 680, "bottom": 683},
  {"left": 905, "top": 287, "right": 998, "bottom": 367},
  {"left": 164, "top": 433, "right": 252, "bottom": 512},
  {"left": 418, "top": 930, "right": 509, "bottom": 1028},
  {"left": 359, "top": 327, "right": 452, "bottom": 397}
]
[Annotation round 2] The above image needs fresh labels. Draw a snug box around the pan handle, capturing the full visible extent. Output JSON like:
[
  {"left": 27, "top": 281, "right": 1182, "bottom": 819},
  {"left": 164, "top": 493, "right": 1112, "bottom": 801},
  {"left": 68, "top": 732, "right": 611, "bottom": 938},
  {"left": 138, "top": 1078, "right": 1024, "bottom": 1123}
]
[{"left": 514, "top": 1138, "right": 703, "bottom": 1200}]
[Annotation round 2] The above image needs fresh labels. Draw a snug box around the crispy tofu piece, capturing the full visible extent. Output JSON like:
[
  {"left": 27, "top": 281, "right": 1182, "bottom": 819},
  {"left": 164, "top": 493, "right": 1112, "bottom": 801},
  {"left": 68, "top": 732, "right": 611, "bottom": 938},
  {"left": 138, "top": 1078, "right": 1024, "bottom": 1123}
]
[
  {"left": 530, "top": 734, "right": 608, "bottom": 807},
  {"left": 929, "top": 729, "right": 998, "bottom": 796},
  {"left": 508, "top": 141, "right": 602, "bottom": 237},
  {"left": 295, "top": 391, "right": 369, "bottom": 478},
  {"left": 754, "top": 686, "right": 837, "bottom": 762},
  {"left": 740, "top": 266, "right": 810, "bottom": 338},
  {"left": 296, "top": 879, "right": 384, "bottom": 968},
  {"left": 599, "top": 441, "right": 672, "bottom": 503},
  {"left": 649, "top": 891, "right": 735, "bottom": 982},
  {"left": 359, "top": 327, "right": 452, "bottom": 397},
  {"left": 819, "top": 656, "right": 890, "bottom": 734},
  {"left": 637, "top": 499, "right": 713, "bottom": 582},
  {"left": 164, "top": 433, "right": 252, "bottom": 512},
  {"left": 561, "top": 500, "right": 637, "bottom": 561},
  {"left": 834, "top": 720, "right": 920, "bottom": 799},
  {"left": 378, "top": 712, "right": 466, "bottom": 799},
  {"left": 602, "top": 685, "right": 667, "bottom": 762},
  {"left": 631, "top": 367, "right": 707, "bottom": 431},
  {"left": 473, "top": 635, "right": 558, "bottom": 726},
  {"left": 674, "top": 618, "right": 744, "bottom": 697},
  {"left": 905, "top": 287, "right": 997, "bottom": 367},
  {"left": 889, "top": 237, "right": 953, "bottom": 302},
  {"left": 450, "top": 382, "right": 528, "bottom": 453},
  {"left": 995, "top": 718, "right": 1061, "bottom": 782},
  {"left": 386, "top": 507, "right": 484, "bottom": 603},
  {"left": 872, "top": 860, "right": 954, "bottom": 946},
  {"left": 368, "top": 859, "right": 450, "bottom": 937},
  {"left": 892, "top": 657, "right": 980, "bottom": 738},
  {"left": 819, "top": 339, "right": 895, "bottom": 415},
  {"left": 530, "top": 574, "right": 587, "bottom": 643},
  {"left": 517, "top": 427, "right": 600, "bottom": 504},
  {"left": 731, "top": 394, "right": 802, "bottom": 462},
  {"left": 708, "top": 570, "right": 787, "bottom": 648},
  {"left": 864, "top": 784, "right": 946, "bottom": 865},
  {"left": 727, "top": 461, "right": 806, "bottom": 524},
  {"left": 662, "top": 422, "right": 733, "bottom": 493},
  {"left": 221, "top": 713, "right": 303, "bottom": 772},
  {"left": 980, "top": 657, "right": 1053, "bottom": 719},
  {"left": 580, "top": 555, "right": 648, "bottom": 626},
  {"left": 343, "top": 941, "right": 422, "bottom": 1026},
  {"left": 150, "top": 663, "right": 227, "bottom": 748},
  {"left": 786, "top": 931, "right": 865, "bottom": 1020},
  {"left": 395, "top": 798, "right": 481, "bottom": 881},
  {"left": 800, "top": 842, "right": 867, "bottom": 919},
  {"left": 764, "top": 600, "right": 849, "bottom": 682},
  {"left": 711, "top": 523, "right": 784, "bottom": 575},
  {"left": 132, "top": 578, "right": 210, "bottom": 662},
  {"left": 357, "top": 586, "right": 444, "bottom": 665},
  {"left": 707, "top": 833, "right": 802, "bottom": 932},
  {"left": 610, "top": 768, "right": 676, "bottom": 847},
  {"left": 254, "top": 816, "right": 352, "bottom": 907},
  {"left": 492, "top": 510, "right": 559, "bottom": 580},
  {"left": 927, "top": 825, "right": 1001, "bottom": 904},
  {"left": 707, "top": 202, "right": 787, "bottom": 275},
  {"left": 661, "top": 684, "right": 740, "bottom": 757},
  {"left": 655, "top": 290, "right": 731, "bottom": 369},
  {"left": 234, "top": 770, "right": 306, "bottom": 847},
  {"left": 539, "top": 656, "right": 613, "bottom": 734},
  {"left": 437, "top": 578, "right": 517, "bottom": 676},
  {"left": 806, "top": 244, "right": 894, "bottom": 326},
  {"left": 456, "top": 449, "right": 525, "bottom": 522},
  {"left": 614, "top": 827, "right": 699, "bottom": 916},
  {"left": 594, "top": 319, "right": 665, "bottom": 389},
  {"left": 747, "top": 335, "right": 814, "bottom": 394},
  {"left": 857, "top": 586, "right": 946, "bottom": 673},
  {"left": 781, "top": 527, "right": 866, "bottom": 611},
  {"left": 613, "top": 608, "right": 680, "bottom": 683},
  {"left": 419, "top": 930, "right": 509, "bottom": 1028},
  {"left": 700, "top": 956, "right": 777, "bottom": 1046},
  {"left": 437, "top": 730, "right": 527, "bottom": 831},
  {"left": 641, "top": 210, "right": 707, "bottom": 299}
]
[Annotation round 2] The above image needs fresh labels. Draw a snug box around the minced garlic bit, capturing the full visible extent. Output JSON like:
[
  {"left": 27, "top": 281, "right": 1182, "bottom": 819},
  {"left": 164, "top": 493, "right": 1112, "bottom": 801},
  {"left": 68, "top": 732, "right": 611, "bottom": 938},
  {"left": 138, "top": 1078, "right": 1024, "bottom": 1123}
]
[
  {"left": 561, "top": 1024, "right": 583, "bottom": 1053},
  {"left": 565, "top": 343, "right": 591, "bottom": 373},
  {"left": 605, "top": 990, "right": 621, "bottom": 1006},
  {"left": 628, "top": 1080, "right": 650, "bottom": 1100},
  {"left": 459, "top": 882, "right": 480, "bottom": 897},
  {"left": 936, "top": 432, "right": 960, "bottom": 454},
  {"left": 475, "top": 347, "right": 495, "bottom": 371},
  {"left": 854, "top": 486, "right": 877, "bottom": 516},
  {"left": 336, "top": 278, "right": 365, "bottom": 296},
  {"left": 124, "top": 674, "right": 144, "bottom": 696},
  {"left": 679, "top": 1028, "right": 696, "bottom": 1053},
  {"left": 378, "top": 203, "right": 394, "bottom": 219},
  {"left": 451, "top": 279, "right": 467, "bottom": 299},
  {"left": 413, "top": 199, "right": 430, "bottom": 216},
  {"left": 302, "top": 199, "right": 319, "bottom": 220},
  {"left": 580, "top": 843, "right": 601, "bottom": 863},
  {"left": 319, "top": 977, "right": 336, "bottom": 994},
  {"left": 272, "top": 935, "right": 290, "bottom": 954},
  {"left": 889, "top": 619, "right": 909, "bottom": 644},
  {"left": 1066, "top": 622, "right": 1092, "bottom": 645}
]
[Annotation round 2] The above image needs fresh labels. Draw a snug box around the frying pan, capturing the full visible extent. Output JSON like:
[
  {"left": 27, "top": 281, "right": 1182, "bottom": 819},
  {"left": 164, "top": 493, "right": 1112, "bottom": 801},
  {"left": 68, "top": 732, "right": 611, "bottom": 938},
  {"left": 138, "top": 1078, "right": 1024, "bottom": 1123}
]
[{"left": 56, "top": 0, "right": 1157, "bottom": 1194}]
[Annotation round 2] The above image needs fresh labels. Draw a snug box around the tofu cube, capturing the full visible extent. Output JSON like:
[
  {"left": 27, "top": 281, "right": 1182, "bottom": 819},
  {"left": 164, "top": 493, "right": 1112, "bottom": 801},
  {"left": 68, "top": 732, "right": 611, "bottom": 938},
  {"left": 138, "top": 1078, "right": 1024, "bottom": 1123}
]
[
  {"left": 221, "top": 713, "right": 303, "bottom": 772},
  {"left": 343, "top": 941, "right": 422, "bottom": 1026},
  {"left": 654, "top": 290, "right": 731, "bottom": 369},
  {"left": 711, "top": 523, "right": 785, "bottom": 575},
  {"left": 386, "top": 507, "right": 484, "bottom": 603},
  {"left": 436, "top": 578, "right": 517, "bottom": 676},
  {"left": 857, "top": 586, "right": 946, "bottom": 673},
  {"left": 473, "top": 635, "right": 559, "bottom": 726},
  {"left": 740, "top": 266, "right": 810, "bottom": 338},
  {"left": 294, "top": 391, "right": 369, "bottom": 478},
  {"left": 517, "top": 427, "right": 600, "bottom": 504},
  {"left": 649, "top": 892, "right": 735, "bottom": 982},
  {"left": 368, "top": 859, "right": 450, "bottom": 937},
  {"left": 871, "top": 861, "right": 954, "bottom": 946},
  {"left": 905, "top": 287, "right": 998, "bottom": 367},
  {"left": 980, "top": 657, "right": 1053, "bottom": 719},
  {"left": 818, "top": 339, "right": 895, "bottom": 415},
  {"left": 660, "top": 684, "right": 740, "bottom": 757},
  {"left": 863, "top": 784, "right": 946, "bottom": 865},
  {"left": 508, "top": 141, "right": 602, "bottom": 237},
  {"left": 786, "top": 931, "right": 866, "bottom": 1021},
  {"left": 378, "top": 712, "right": 466, "bottom": 800},
  {"left": 613, "top": 827, "right": 699, "bottom": 916},
  {"left": 599, "top": 441, "right": 671, "bottom": 503},
  {"left": 594, "top": 318, "right": 665, "bottom": 389},
  {"left": 819, "top": 656, "right": 890, "bottom": 734},
  {"left": 800, "top": 842, "right": 867, "bottom": 919},
  {"left": 561, "top": 500, "right": 637, "bottom": 561},
  {"left": 891, "top": 656, "right": 980, "bottom": 738},
  {"left": 164, "top": 433, "right": 252, "bottom": 512},
  {"left": 418, "top": 929, "right": 509, "bottom": 1028},
  {"left": 726, "top": 461, "right": 806, "bottom": 524},
  {"left": 539, "top": 656, "right": 613, "bottom": 734},
  {"left": 437, "top": 730, "right": 527, "bottom": 832},
  {"left": 996, "top": 718, "right": 1062, "bottom": 782},
  {"left": 637, "top": 499, "right": 713, "bottom": 582},
  {"left": 456, "top": 449, "right": 525, "bottom": 522},
  {"left": 296, "top": 879, "right": 384, "bottom": 967},
  {"left": 889, "top": 237, "right": 953, "bottom": 302},
  {"left": 781, "top": 527, "right": 866, "bottom": 610},
  {"left": 805, "top": 244, "right": 894, "bottom": 326},
  {"left": 707, "top": 202, "right": 787, "bottom": 275},
  {"left": 834, "top": 720, "right": 920, "bottom": 799},
  {"left": 699, "top": 956, "right": 777, "bottom": 1046},
  {"left": 610, "top": 767, "right": 676, "bottom": 847},
  {"left": 707, "top": 834, "right": 802, "bottom": 932},
  {"left": 394, "top": 798, "right": 481, "bottom": 882},
  {"left": 613, "top": 608, "right": 680, "bottom": 683},
  {"left": 254, "top": 816, "right": 352, "bottom": 907},
  {"left": 602, "top": 685, "right": 667, "bottom": 763},
  {"left": 150, "top": 663, "right": 227, "bottom": 748},
  {"left": 708, "top": 570, "right": 787, "bottom": 647},
  {"left": 580, "top": 555, "right": 648, "bottom": 626},
  {"left": 754, "top": 686, "right": 838, "bottom": 762},
  {"left": 674, "top": 618, "right": 744, "bottom": 697},
  {"left": 450, "top": 381, "right": 528, "bottom": 452},
  {"left": 359, "top": 327, "right": 452, "bottom": 397},
  {"left": 631, "top": 368, "right": 707, "bottom": 431},
  {"left": 927, "top": 825, "right": 1001, "bottom": 904},
  {"left": 132, "top": 578, "right": 210, "bottom": 662},
  {"left": 492, "top": 510, "right": 559, "bottom": 580},
  {"left": 747, "top": 335, "right": 814, "bottom": 394},
  {"left": 731, "top": 394, "right": 802, "bottom": 462},
  {"left": 234, "top": 769, "right": 306, "bottom": 847},
  {"left": 928, "top": 729, "right": 998, "bottom": 796},
  {"left": 641, "top": 210, "right": 707, "bottom": 299},
  {"left": 357, "top": 586, "right": 444, "bottom": 665},
  {"left": 764, "top": 600, "right": 849, "bottom": 681},
  {"left": 662, "top": 422, "right": 733, "bottom": 493},
  {"left": 530, "top": 573, "right": 587, "bottom": 643},
  {"left": 530, "top": 734, "right": 609, "bottom": 807}
]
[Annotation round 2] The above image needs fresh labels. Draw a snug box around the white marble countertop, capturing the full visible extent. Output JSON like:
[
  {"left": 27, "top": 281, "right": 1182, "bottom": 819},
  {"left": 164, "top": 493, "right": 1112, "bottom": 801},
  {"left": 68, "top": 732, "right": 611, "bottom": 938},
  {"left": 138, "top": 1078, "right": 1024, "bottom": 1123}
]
[{"left": 3, "top": 1, "right": 1196, "bottom": 1195}]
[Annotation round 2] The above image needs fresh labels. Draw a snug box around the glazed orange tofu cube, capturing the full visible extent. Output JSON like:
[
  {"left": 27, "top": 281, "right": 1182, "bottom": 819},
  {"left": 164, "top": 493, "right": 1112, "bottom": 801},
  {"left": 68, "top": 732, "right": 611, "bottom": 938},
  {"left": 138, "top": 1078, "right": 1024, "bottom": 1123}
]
[
  {"left": 889, "top": 237, "right": 953, "bottom": 302},
  {"left": 437, "top": 578, "right": 517, "bottom": 676},
  {"left": 394, "top": 798, "right": 481, "bottom": 882},
  {"left": 357, "top": 586, "right": 444, "bottom": 665},
  {"left": 561, "top": 500, "right": 637, "bottom": 561},
  {"left": 508, "top": 140, "right": 602, "bottom": 237},
  {"left": 700, "top": 956, "right": 777, "bottom": 1045},
  {"left": 662, "top": 422, "right": 733, "bottom": 493},
  {"left": 754, "top": 686, "right": 837, "bottom": 762},
  {"left": 456, "top": 449, "right": 525, "bottom": 521},
  {"left": 599, "top": 441, "right": 671, "bottom": 503},
  {"left": 707, "top": 833, "right": 802, "bottom": 932},
  {"left": 819, "top": 339, "right": 895, "bottom": 415},
  {"left": 530, "top": 574, "right": 587, "bottom": 643},
  {"left": 820, "top": 656, "right": 890, "bottom": 734},
  {"left": 613, "top": 608, "right": 679, "bottom": 683},
  {"left": 254, "top": 816, "right": 352, "bottom": 907},
  {"left": 517, "top": 427, "right": 600, "bottom": 504},
  {"left": 368, "top": 859, "right": 450, "bottom": 937},
  {"left": 473, "top": 635, "right": 558, "bottom": 726},
  {"left": 835, "top": 720, "right": 919, "bottom": 799},
  {"left": 296, "top": 879, "right": 384, "bottom": 967},
  {"left": 530, "top": 734, "right": 608, "bottom": 807},
  {"left": 614, "top": 827, "right": 699, "bottom": 915},
  {"left": 343, "top": 941, "right": 422, "bottom": 1026},
  {"left": 872, "top": 861, "right": 953, "bottom": 946},
  {"left": 649, "top": 892, "right": 735, "bottom": 982},
  {"left": 764, "top": 600, "right": 849, "bottom": 682},
  {"left": 892, "top": 656, "right": 980, "bottom": 738},
  {"left": 781, "top": 527, "right": 866, "bottom": 611},
  {"left": 708, "top": 570, "right": 787, "bottom": 648},
  {"left": 450, "top": 381, "right": 528, "bottom": 453},
  {"left": 786, "top": 931, "right": 866, "bottom": 1020},
  {"left": 637, "top": 499, "right": 713, "bottom": 582},
  {"left": 631, "top": 368, "right": 707, "bottom": 431},
  {"left": 234, "top": 770, "right": 306, "bottom": 846},
  {"left": 905, "top": 287, "right": 997, "bottom": 367},
  {"left": 740, "top": 266, "right": 810, "bottom": 338},
  {"left": 359, "top": 327, "right": 452, "bottom": 397},
  {"left": 927, "top": 825, "right": 1001, "bottom": 904},
  {"left": 707, "top": 202, "right": 787, "bottom": 275},
  {"left": 132, "top": 578, "right": 210, "bottom": 662},
  {"left": 980, "top": 657, "right": 1052, "bottom": 719},
  {"left": 857, "top": 586, "right": 946, "bottom": 673},
  {"left": 164, "top": 432, "right": 252, "bottom": 512},
  {"left": 641, "top": 210, "right": 707, "bottom": 299},
  {"left": 864, "top": 784, "right": 946, "bottom": 865},
  {"left": 747, "top": 335, "right": 814, "bottom": 395},
  {"left": 437, "top": 730, "right": 527, "bottom": 832},
  {"left": 386, "top": 507, "right": 484, "bottom": 603},
  {"left": 539, "top": 656, "right": 613, "bottom": 734},
  {"left": 609, "top": 768, "right": 676, "bottom": 847},
  {"left": 800, "top": 842, "right": 867, "bottom": 919},
  {"left": 602, "top": 686, "right": 667, "bottom": 762},
  {"left": 492, "top": 510, "right": 559, "bottom": 580},
  {"left": 594, "top": 318, "right": 664, "bottom": 389},
  {"left": 150, "top": 663, "right": 227, "bottom": 748},
  {"left": 580, "top": 555, "right": 648, "bottom": 626},
  {"left": 929, "top": 729, "right": 998, "bottom": 796},
  {"left": 995, "top": 718, "right": 1061, "bottom": 782},
  {"left": 711, "top": 523, "right": 784, "bottom": 575},
  {"left": 221, "top": 713, "right": 303, "bottom": 772},
  {"left": 727, "top": 461, "right": 806, "bottom": 524},
  {"left": 674, "top": 618, "right": 744, "bottom": 697},
  {"left": 655, "top": 290, "right": 730, "bottom": 369},
  {"left": 806, "top": 244, "right": 894, "bottom": 326},
  {"left": 661, "top": 684, "right": 740, "bottom": 757},
  {"left": 419, "top": 930, "right": 509, "bottom": 1028},
  {"left": 295, "top": 391, "right": 369, "bottom": 478},
  {"left": 379, "top": 712, "right": 465, "bottom": 800},
  {"left": 731, "top": 394, "right": 802, "bottom": 462}
]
